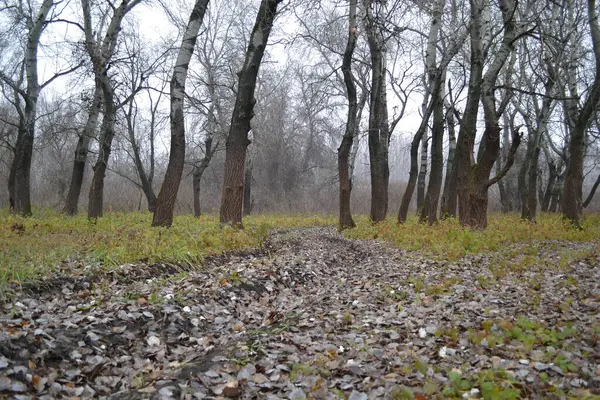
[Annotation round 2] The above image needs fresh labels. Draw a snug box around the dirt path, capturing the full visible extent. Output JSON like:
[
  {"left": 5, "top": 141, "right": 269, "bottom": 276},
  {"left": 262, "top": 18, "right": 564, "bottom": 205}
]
[{"left": 1, "top": 227, "right": 599, "bottom": 399}]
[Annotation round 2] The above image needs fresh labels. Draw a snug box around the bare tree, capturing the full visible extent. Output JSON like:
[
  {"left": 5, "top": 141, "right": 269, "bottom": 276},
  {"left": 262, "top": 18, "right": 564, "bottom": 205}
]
[
  {"left": 62, "top": 0, "right": 140, "bottom": 216},
  {"left": 419, "top": 0, "right": 446, "bottom": 224},
  {"left": 440, "top": 82, "right": 460, "bottom": 218},
  {"left": 362, "top": 0, "right": 391, "bottom": 223},
  {"left": 118, "top": 38, "right": 165, "bottom": 212},
  {"left": 0, "top": 0, "right": 61, "bottom": 216},
  {"left": 84, "top": 0, "right": 145, "bottom": 219},
  {"left": 186, "top": 1, "right": 241, "bottom": 217},
  {"left": 152, "top": 0, "right": 211, "bottom": 227},
  {"left": 456, "top": 0, "right": 522, "bottom": 229},
  {"left": 562, "top": 0, "right": 600, "bottom": 226},
  {"left": 219, "top": 0, "right": 283, "bottom": 226},
  {"left": 338, "top": 0, "right": 359, "bottom": 229},
  {"left": 398, "top": 1, "right": 467, "bottom": 223}
]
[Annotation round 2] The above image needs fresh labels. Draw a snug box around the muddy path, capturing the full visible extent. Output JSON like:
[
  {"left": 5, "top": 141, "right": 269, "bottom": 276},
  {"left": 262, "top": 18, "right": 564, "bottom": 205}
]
[{"left": 1, "top": 227, "right": 599, "bottom": 399}]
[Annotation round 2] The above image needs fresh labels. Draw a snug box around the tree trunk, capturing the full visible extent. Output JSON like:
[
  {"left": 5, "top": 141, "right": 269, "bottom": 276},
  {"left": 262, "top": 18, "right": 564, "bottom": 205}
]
[
  {"left": 550, "top": 170, "right": 563, "bottom": 213},
  {"left": 398, "top": 124, "right": 425, "bottom": 223},
  {"left": 497, "top": 116, "right": 512, "bottom": 213},
  {"left": 420, "top": 83, "right": 445, "bottom": 224},
  {"left": 457, "top": 0, "right": 518, "bottom": 229},
  {"left": 519, "top": 127, "right": 533, "bottom": 218},
  {"left": 522, "top": 64, "right": 556, "bottom": 221},
  {"left": 11, "top": 123, "right": 34, "bottom": 216},
  {"left": 416, "top": 135, "right": 428, "bottom": 214},
  {"left": 563, "top": 123, "right": 586, "bottom": 225},
  {"left": 126, "top": 104, "right": 157, "bottom": 213},
  {"left": 9, "top": 0, "right": 54, "bottom": 216},
  {"left": 362, "top": 0, "right": 390, "bottom": 223},
  {"left": 399, "top": 0, "right": 466, "bottom": 223},
  {"left": 8, "top": 149, "right": 17, "bottom": 211},
  {"left": 523, "top": 129, "right": 543, "bottom": 221},
  {"left": 456, "top": 0, "right": 486, "bottom": 227},
  {"left": 219, "top": 0, "right": 282, "bottom": 226},
  {"left": 583, "top": 172, "right": 600, "bottom": 208},
  {"left": 193, "top": 136, "right": 216, "bottom": 217},
  {"left": 349, "top": 92, "right": 368, "bottom": 189},
  {"left": 563, "top": 0, "right": 600, "bottom": 226},
  {"left": 440, "top": 99, "right": 458, "bottom": 218},
  {"left": 88, "top": 75, "right": 115, "bottom": 219},
  {"left": 338, "top": 0, "right": 358, "bottom": 230},
  {"left": 541, "top": 159, "right": 557, "bottom": 212},
  {"left": 192, "top": 166, "right": 205, "bottom": 217},
  {"left": 243, "top": 155, "right": 253, "bottom": 216},
  {"left": 153, "top": 0, "right": 210, "bottom": 227},
  {"left": 63, "top": 86, "right": 102, "bottom": 215}
]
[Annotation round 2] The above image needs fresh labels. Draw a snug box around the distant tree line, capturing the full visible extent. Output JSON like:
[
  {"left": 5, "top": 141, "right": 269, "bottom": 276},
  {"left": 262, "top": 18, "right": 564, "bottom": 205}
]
[{"left": 1, "top": 0, "right": 600, "bottom": 229}]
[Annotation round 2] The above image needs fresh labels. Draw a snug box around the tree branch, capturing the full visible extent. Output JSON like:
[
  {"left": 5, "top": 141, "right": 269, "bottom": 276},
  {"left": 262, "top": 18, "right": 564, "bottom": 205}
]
[
  {"left": 583, "top": 172, "right": 600, "bottom": 208},
  {"left": 485, "top": 128, "right": 522, "bottom": 188},
  {"left": 40, "top": 61, "right": 85, "bottom": 89}
]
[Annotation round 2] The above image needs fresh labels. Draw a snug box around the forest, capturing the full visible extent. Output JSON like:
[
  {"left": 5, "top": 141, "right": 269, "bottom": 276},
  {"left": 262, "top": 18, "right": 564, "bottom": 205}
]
[{"left": 1, "top": 0, "right": 600, "bottom": 398}]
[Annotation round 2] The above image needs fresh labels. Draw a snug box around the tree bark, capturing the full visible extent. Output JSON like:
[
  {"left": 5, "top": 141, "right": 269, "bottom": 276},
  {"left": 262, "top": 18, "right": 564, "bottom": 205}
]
[
  {"left": 338, "top": 0, "right": 359, "bottom": 230},
  {"left": 563, "top": 0, "right": 600, "bottom": 226},
  {"left": 399, "top": 4, "right": 466, "bottom": 223},
  {"left": 523, "top": 113, "right": 550, "bottom": 221},
  {"left": 496, "top": 114, "right": 515, "bottom": 213},
  {"left": 152, "top": 0, "right": 211, "bottom": 227},
  {"left": 363, "top": 0, "right": 390, "bottom": 223},
  {"left": 8, "top": 149, "right": 17, "bottom": 211},
  {"left": 457, "top": 0, "right": 518, "bottom": 229},
  {"left": 582, "top": 172, "right": 600, "bottom": 208},
  {"left": 126, "top": 102, "right": 157, "bottom": 213},
  {"left": 550, "top": 166, "right": 564, "bottom": 213},
  {"left": 243, "top": 155, "right": 253, "bottom": 216},
  {"left": 541, "top": 158, "right": 557, "bottom": 212},
  {"left": 7, "top": 0, "right": 54, "bottom": 216},
  {"left": 63, "top": 86, "right": 102, "bottom": 215},
  {"left": 219, "top": 0, "right": 282, "bottom": 226},
  {"left": 419, "top": 0, "right": 445, "bottom": 224},
  {"left": 193, "top": 136, "right": 215, "bottom": 217},
  {"left": 416, "top": 135, "right": 428, "bottom": 214},
  {"left": 88, "top": 75, "right": 115, "bottom": 219},
  {"left": 74, "top": 0, "right": 142, "bottom": 217},
  {"left": 440, "top": 98, "right": 458, "bottom": 218},
  {"left": 521, "top": 60, "right": 556, "bottom": 221},
  {"left": 420, "top": 80, "right": 445, "bottom": 224}
]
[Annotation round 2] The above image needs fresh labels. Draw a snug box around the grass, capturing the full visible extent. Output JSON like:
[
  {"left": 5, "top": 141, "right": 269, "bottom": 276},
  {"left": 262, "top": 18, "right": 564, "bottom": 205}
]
[
  {"left": 344, "top": 212, "right": 600, "bottom": 260},
  {"left": 0, "top": 208, "right": 335, "bottom": 291},
  {"left": 2, "top": 209, "right": 600, "bottom": 296}
]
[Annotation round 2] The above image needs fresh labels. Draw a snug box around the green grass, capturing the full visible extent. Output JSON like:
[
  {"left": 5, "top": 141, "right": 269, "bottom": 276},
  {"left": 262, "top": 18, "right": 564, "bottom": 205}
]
[
  {"left": 0, "top": 208, "right": 335, "bottom": 290},
  {"left": 2, "top": 210, "right": 600, "bottom": 296},
  {"left": 344, "top": 212, "right": 600, "bottom": 260}
]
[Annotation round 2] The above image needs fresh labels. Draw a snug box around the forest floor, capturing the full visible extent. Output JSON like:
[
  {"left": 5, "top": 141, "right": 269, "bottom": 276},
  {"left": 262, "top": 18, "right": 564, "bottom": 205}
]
[{"left": 1, "top": 226, "right": 600, "bottom": 399}]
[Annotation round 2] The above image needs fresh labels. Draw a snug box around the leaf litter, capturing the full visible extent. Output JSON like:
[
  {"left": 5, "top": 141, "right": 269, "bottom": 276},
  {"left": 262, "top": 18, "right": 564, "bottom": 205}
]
[{"left": 1, "top": 227, "right": 599, "bottom": 399}]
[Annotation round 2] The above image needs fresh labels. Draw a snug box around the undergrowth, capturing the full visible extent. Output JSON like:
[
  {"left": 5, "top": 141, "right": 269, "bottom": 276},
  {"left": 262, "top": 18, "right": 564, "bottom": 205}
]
[
  {"left": 0, "top": 208, "right": 334, "bottom": 290},
  {"left": 344, "top": 213, "right": 600, "bottom": 260}
]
